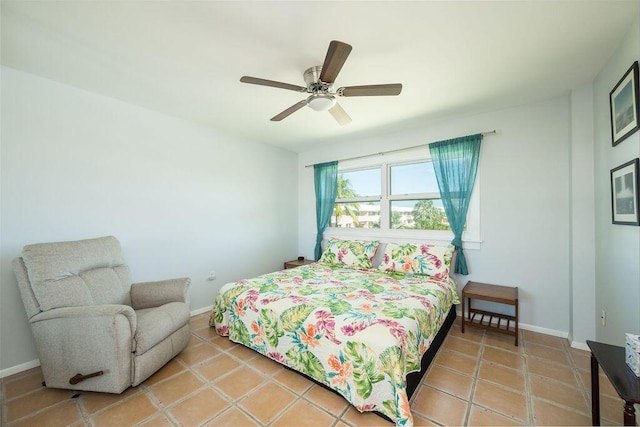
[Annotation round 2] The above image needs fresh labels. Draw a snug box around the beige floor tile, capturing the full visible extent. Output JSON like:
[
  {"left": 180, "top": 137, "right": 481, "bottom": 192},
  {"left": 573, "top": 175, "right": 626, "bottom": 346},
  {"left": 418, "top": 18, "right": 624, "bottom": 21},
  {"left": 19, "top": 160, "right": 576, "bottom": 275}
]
[
  {"left": 468, "top": 404, "right": 526, "bottom": 426},
  {"left": 412, "top": 386, "right": 468, "bottom": 426},
  {"left": 78, "top": 387, "right": 140, "bottom": 415},
  {"left": 239, "top": 381, "right": 297, "bottom": 424},
  {"left": 433, "top": 348, "right": 478, "bottom": 376},
  {"left": 142, "top": 359, "right": 186, "bottom": 386},
  {"left": 3, "top": 369, "right": 44, "bottom": 399},
  {"left": 195, "top": 353, "right": 241, "bottom": 382},
  {"left": 205, "top": 406, "right": 260, "bottom": 426},
  {"left": 599, "top": 371, "right": 620, "bottom": 398},
  {"left": 10, "top": 400, "right": 82, "bottom": 427},
  {"left": 214, "top": 368, "right": 267, "bottom": 400},
  {"left": 177, "top": 342, "right": 220, "bottom": 366},
  {"left": 532, "top": 398, "right": 592, "bottom": 426},
  {"left": 529, "top": 374, "right": 589, "bottom": 413},
  {"left": 600, "top": 393, "right": 625, "bottom": 425},
  {"left": 482, "top": 346, "right": 525, "bottom": 370},
  {"left": 168, "top": 387, "right": 230, "bottom": 426},
  {"left": 273, "top": 399, "right": 337, "bottom": 426},
  {"left": 448, "top": 323, "right": 485, "bottom": 342},
  {"left": 189, "top": 315, "right": 210, "bottom": 330},
  {"left": 138, "top": 414, "right": 174, "bottom": 427},
  {"left": 485, "top": 331, "right": 521, "bottom": 352},
  {"left": 424, "top": 365, "right": 474, "bottom": 399},
  {"left": 228, "top": 344, "right": 260, "bottom": 362},
  {"left": 443, "top": 335, "right": 482, "bottom": 356},
  {"left": 192, "top": 325, "right": 221, "bottom": 341},
  {"left": 473, "top": 380, "right": 528, "bottom": 422},
  {"left": 212, "top": 337, "right": 239, "bottom": 350},
  {"left": 5, "top": 387, "right": 72, "bottom": 422},
  {"left": 478, "top": 360, "right": 525, "bottom": 391},
  {"left": 527, "top": 357, "right": 579, "bottom": 387},
  {"left": 90, "top": 393, "right": 157, "bottom": 427},
  {"left": 149, "top": 371, "right": 204, "bottom": 406},
  {"left": 304, "top": 384, "right": 349, "bottom": 415},
  {"left": 340, "top": 406, "right": 394, "bottom": 426},
  {"left": 412, "top": 412, "right": 439, "bottom": 426},
  {"left": 250, "top": 354, "right": 285, "bottom": 376},
  {"left": 524, "top": 330, "right": 567, "bottom": 349},
  {"left": 526, "top": 342, "right": 570, "bottom": 365},
  {"left": 273, "top": 368, "right": 315, "bottom": 394},
  {"left": 569, "top": 347, "right": 591, "bottom": 371}
]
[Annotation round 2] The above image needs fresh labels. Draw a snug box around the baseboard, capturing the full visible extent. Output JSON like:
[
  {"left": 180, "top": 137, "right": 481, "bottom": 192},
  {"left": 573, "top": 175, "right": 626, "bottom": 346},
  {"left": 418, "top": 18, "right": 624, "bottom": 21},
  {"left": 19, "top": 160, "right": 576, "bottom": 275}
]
[
  {"left": 191, "top": 305, "right": 212, "bottom": 316},
  {"left": 455, "top": 308, "right": 569, "bottom": 339},
  {"left": 569, "top": 340, "right": 589, "bottom": 351},
  {"left": 0, "top": 358, "right": 40, "bottom": 379}
]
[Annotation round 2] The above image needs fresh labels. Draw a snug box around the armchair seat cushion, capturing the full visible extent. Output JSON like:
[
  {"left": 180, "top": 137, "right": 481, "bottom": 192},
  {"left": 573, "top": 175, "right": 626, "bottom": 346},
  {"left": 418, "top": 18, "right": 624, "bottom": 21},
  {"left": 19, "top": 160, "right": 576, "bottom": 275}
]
[{"left": 134, "top": 302, "right": 190, "bottom": 355}]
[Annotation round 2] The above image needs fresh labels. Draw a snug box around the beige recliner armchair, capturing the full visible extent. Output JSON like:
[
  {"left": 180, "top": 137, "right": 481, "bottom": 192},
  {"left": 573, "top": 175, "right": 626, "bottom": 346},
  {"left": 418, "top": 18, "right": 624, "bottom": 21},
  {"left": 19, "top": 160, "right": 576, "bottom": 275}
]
[{"left": 13, "top": 236, "right": 191, "bottom": 393}]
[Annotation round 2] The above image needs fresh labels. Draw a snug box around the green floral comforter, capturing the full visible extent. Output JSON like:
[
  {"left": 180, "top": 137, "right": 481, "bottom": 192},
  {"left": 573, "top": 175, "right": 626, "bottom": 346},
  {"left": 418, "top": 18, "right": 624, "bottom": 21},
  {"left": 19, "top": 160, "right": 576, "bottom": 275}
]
[{"left": 210, "top": 263, "right": 459, "bottom": 426}]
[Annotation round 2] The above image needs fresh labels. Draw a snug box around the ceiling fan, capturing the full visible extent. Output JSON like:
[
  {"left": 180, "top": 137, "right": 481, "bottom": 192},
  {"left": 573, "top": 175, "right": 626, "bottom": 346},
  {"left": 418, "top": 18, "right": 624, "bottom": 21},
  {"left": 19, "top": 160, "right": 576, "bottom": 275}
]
[{"left": 240, "top": 40, "right": 402, "bottom": 125}]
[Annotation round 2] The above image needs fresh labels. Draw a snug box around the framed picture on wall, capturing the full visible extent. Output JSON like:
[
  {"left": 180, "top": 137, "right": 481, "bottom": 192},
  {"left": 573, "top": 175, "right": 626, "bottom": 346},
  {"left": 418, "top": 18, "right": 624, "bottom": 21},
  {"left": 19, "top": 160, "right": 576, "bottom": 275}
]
[
  {"left": 610, "top": 61, "right": 639, "bottom": 146},
  {"left": 611, "top": 158, "right": 639, "bottom": 225}
]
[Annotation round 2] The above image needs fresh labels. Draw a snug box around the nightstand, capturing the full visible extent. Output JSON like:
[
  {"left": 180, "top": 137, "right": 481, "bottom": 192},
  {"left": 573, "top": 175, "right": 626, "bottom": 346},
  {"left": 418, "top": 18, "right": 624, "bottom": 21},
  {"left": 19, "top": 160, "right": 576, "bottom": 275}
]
[
  {"left": 461, "top": 281, "right": 519, "bottom": 346},
  {"left": 283, "top": 258, "right": 314, "bottom": 269}
]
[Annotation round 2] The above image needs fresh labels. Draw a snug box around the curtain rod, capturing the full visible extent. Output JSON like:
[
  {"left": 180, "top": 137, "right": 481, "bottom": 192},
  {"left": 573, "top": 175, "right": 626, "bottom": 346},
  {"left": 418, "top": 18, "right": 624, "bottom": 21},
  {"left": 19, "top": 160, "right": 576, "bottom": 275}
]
[{"left": 304, "top": 130, "right": 496, "bottom": 168}]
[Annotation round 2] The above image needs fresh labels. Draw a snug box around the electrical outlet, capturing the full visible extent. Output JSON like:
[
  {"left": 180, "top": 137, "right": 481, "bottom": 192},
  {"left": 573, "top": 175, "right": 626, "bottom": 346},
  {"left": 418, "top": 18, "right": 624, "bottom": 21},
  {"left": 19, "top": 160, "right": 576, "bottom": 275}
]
[
  {"left": 208, "top": 271, "right": 216, "bottom": 281},
  {"left": 601, "top": 309, "right": 606, "bottom": 326}
]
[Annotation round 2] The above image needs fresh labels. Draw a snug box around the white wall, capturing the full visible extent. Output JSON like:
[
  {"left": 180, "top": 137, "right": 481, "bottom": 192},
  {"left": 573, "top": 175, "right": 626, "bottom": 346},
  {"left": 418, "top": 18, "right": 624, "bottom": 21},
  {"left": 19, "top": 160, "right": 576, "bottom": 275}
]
[
  {"left": 593, "top": 18, "right": 640, "bottom": 346},
  {"left": 0, "top": 67, "right": 299, "bottom": 373},
  {"left": 570, "top": 84, "right": 596, "bottom": 346},
  {"left": 298, "top": 97, "right": 575, "bottom": 339}
]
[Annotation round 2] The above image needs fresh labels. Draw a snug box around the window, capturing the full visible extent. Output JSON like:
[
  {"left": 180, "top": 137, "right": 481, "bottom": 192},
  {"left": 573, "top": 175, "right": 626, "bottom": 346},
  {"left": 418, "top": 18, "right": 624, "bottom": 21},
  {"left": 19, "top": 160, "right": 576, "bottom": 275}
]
[
  {"left": 330, "top": 168, "right": 381, "bottom": 228},
  {"left": 388, "top": 162, "right": 451, "bottom": 231},
  {"left": 328, "top": 149, "right": 480, "bottom": 245}
]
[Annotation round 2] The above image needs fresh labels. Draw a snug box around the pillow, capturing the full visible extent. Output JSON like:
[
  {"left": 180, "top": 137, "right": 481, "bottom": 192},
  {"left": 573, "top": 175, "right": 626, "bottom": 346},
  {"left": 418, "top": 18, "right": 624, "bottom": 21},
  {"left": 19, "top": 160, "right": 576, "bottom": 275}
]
[
  {"left": 378, "top": 243, "right": 453, "bottom": 279},
  {"left": 318, "top": 239, "right": 380, "bottom": 269}
]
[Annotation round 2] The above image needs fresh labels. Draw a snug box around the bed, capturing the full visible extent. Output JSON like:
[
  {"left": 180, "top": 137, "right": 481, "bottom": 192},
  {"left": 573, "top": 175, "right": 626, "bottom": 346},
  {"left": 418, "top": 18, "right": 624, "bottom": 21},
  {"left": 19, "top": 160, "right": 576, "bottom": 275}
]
[{"left": 210, "top": 240, "right": 460, "bottom": 426}]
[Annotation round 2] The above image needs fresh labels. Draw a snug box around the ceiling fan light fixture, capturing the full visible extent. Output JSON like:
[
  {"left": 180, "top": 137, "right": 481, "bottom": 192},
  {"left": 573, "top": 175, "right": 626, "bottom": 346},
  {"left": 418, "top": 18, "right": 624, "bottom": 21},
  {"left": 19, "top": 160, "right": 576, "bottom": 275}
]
[{"left": 306, "top": 94, "right": 336, "bottom": 111}]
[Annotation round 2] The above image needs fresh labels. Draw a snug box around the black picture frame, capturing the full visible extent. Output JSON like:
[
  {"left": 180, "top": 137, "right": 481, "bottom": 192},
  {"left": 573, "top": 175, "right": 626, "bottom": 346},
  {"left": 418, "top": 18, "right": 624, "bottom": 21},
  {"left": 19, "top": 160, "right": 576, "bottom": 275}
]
[
  {"left": 611, "top": 158, "right": 639, "bottom": 225},
  {"left": 610, "top": 61, "right": 640, "bottom": 146}
]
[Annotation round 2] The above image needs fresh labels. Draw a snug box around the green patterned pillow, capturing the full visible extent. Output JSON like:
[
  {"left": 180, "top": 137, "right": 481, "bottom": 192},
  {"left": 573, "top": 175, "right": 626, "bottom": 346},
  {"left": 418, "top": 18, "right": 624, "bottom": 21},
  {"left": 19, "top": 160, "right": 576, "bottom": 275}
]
[
  {"left": 318, "top": 239, "right": 380, "bottom": 269},
  {"left": 378, "top": 243, "right": 453, "bottom": 279}
]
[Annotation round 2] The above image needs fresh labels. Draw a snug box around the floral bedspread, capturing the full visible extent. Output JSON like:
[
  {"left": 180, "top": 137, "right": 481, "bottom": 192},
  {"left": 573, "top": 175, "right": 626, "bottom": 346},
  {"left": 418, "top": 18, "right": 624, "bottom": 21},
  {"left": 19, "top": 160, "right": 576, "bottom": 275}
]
[{"left": 210, "top": 263, "right": 459, "bottom": 426}]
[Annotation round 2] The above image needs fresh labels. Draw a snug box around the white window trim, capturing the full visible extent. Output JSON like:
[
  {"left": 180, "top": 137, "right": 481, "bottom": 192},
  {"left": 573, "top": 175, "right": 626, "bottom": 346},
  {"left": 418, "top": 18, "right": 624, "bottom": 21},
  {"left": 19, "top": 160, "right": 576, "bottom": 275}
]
[{"left": 327, "top": 146, "right": 482, "bottom": 250}]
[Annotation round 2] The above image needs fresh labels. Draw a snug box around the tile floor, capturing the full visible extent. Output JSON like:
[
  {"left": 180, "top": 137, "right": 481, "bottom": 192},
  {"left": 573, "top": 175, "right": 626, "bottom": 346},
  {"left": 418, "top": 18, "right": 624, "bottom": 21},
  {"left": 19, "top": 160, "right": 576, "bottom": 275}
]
[{"left": 0, "top": 312, "right": 630, "bottom": 426}]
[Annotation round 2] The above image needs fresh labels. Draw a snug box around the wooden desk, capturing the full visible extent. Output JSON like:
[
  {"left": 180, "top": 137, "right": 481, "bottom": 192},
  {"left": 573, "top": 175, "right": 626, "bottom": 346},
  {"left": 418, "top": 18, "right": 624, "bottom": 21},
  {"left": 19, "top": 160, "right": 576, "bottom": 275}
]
[
  {"left": 461, "top": 281, "right": 519, "bottom": 346},
  {"left": 587, "top": 340, "right": 640, "bottom": 426}
]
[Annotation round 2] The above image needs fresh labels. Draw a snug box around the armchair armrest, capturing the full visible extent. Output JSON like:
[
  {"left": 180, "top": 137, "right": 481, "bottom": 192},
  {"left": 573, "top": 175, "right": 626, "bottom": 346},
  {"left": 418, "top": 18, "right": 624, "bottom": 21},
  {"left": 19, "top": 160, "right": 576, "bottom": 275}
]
[
  {"left": 31, "top": 304, "right": 137, "bottom": 332},
  {"left": 130, "top": 277, "right": 190, "bottom": 309}
]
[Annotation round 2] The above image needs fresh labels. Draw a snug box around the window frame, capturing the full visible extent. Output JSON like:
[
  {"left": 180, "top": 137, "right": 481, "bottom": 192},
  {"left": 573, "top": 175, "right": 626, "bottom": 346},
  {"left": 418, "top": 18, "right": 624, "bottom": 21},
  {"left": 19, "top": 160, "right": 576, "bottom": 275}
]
[{"left": 326, "top": 147, "right": 481, "bottom": 248}]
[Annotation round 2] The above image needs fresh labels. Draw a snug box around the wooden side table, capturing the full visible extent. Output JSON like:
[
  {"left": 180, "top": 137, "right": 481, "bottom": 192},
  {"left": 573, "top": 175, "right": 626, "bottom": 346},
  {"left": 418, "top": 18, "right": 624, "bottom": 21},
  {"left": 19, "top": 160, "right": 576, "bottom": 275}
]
[
  {"left": 461, "top": 281, "right": 519, "bottom": 346},
  {"left": 587, "top": 340, "right": 640, "bottom": 426},
  {"left": 283, "top": 258, "right": 314, "bottom": 269}
]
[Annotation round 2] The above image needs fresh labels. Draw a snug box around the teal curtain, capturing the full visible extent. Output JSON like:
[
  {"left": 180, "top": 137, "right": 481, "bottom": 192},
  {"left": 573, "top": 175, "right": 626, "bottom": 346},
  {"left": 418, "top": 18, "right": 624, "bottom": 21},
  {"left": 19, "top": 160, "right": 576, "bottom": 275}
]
[
  {"left": 429, "top": 134, "right": 482, "bottom": 275},
  {"left": 314, "top": 161, "right": 338, "bottom": 260}
]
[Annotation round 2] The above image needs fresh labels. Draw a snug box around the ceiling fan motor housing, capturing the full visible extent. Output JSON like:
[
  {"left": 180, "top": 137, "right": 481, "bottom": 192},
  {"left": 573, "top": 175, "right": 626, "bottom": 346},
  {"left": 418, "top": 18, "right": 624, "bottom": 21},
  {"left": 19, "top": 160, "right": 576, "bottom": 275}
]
[{"left": 304, "top": 66, "right": 332, "bottom": 94}]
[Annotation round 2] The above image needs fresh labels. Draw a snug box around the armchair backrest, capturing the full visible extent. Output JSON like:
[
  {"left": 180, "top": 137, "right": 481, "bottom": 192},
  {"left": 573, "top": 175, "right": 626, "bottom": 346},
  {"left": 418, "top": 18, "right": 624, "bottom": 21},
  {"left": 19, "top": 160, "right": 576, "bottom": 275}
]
[{"left": 17, "top": 236, "right": 132, "bottom": 313}]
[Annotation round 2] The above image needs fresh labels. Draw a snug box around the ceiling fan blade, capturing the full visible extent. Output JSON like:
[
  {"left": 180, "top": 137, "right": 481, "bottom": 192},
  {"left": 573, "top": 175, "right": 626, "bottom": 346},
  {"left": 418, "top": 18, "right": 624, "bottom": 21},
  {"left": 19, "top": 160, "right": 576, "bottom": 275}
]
[
  {"left": 271, "top": 100, "right": 308, "bottom": 121},
  {"left": 329, "top": 103, "right": 352, "bottom": 126},
  {"left": 240, "top": 76, "right": 307, "bottom": 92},
  {"left": 319, "top": 40, "right": 352, "bottom": 84},
  {"left": 339, "top": 83, "right": 403, "bottom": 97}
]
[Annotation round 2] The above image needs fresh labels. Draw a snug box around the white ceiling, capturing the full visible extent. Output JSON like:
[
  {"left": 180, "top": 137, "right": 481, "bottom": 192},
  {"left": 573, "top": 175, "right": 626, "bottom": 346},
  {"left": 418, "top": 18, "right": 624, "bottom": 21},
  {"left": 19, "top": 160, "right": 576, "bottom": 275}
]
[{"left": 2, "top": 1, "right": 638, "bottom": 152}]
